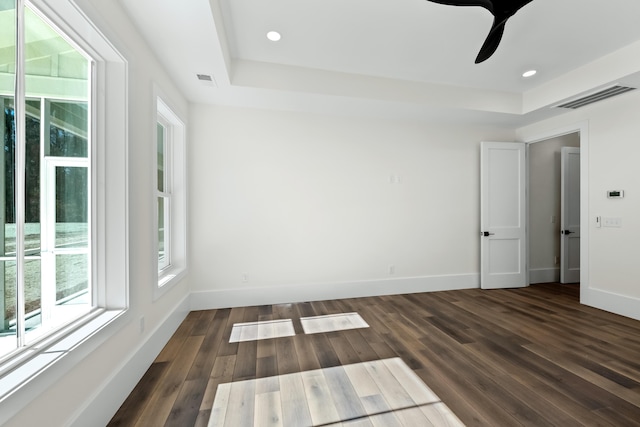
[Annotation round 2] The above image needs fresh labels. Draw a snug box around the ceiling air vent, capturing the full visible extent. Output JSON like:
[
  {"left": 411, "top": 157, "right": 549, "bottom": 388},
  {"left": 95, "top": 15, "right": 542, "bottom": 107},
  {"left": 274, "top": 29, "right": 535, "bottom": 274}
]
[
  {"left": 196, "top": 74, "right": 216, "bottom": 87},
  {"left": 554, "top": 85, "right": 636, "bottom": 109}
]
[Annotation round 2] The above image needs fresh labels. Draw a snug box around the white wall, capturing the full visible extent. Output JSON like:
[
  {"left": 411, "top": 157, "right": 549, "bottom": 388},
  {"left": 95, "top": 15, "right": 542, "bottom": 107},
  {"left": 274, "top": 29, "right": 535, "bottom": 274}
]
[
  {"left": 4, "top": 0, "right": 190, "bottom": 425},
  {"left": 518, "top": 90, "right": 640, "bottom": 319},
  {"left": 189, "top": 105, "right": 515, "bottom": 307},
  {"left": 529, "top": 133, "right": 580, "bottom": 283}
]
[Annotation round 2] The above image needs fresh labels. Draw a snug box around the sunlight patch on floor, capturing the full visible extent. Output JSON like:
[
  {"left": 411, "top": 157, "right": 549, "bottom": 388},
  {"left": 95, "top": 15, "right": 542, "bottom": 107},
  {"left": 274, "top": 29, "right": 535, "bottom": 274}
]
[
  {"left": 208, "top": 357, "right": 464, "bottom": 427},
  {"left": 300, "top": 313, "right": 369, "bottom": 335},
  {"left": 229, "top": 319, "right": 296, "bottom": 343}
]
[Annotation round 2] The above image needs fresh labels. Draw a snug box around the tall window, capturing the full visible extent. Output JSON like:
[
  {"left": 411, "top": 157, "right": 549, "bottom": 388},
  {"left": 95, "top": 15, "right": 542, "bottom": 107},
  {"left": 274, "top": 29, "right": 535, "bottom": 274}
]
[
  {"left": 0, "top": 2, "right": 92, "bottom": 359},
  {"left": 0, "top": 1, "right": 126, "bottom": 418},
  {"left": 155, "top": 97, "right": 186, "bottom": 293},
  {"left": 156, "top": 117, "right": 170, "bottom": 272}
]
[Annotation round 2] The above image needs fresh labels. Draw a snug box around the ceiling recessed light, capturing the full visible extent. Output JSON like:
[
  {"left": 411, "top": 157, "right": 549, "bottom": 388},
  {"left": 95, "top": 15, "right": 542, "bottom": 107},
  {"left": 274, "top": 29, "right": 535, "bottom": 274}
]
[
  {"left": 266, "top": 31, "right": 281, "bottom": 42},
  {"left": 522, "top": 69, "right": 537, "bottom": 78}
]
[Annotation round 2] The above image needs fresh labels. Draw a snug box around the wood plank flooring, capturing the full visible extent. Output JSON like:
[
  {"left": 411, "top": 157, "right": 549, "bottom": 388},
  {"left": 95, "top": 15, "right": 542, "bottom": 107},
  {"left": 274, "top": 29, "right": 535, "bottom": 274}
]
[{"left": 108, "top": 283, "right": 640, "bottom": 426}]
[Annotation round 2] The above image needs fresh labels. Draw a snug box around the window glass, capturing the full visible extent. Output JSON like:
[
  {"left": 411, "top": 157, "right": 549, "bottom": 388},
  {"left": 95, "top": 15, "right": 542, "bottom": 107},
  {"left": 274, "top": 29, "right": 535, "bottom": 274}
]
[
  {"left": 157, "top": 120, "right": 169, "bottom": 272},
  {"left": 56, "top": 253, "right": 88, "bottom": 305},
  {"left": 54, "top": 166, "right": 88, "bottom": 248},
  {"left": 157, "top": 122, "right": 165, "bottom": 192},
  {"left": 158, "top": 196, "right": 167, "bottom": 270},
  {"left": 49, "top": 101, "right": 88, "bottom": 158},
  {"left": 0, "top": 2, "right": 92, "bottom": 356},
  {"left": 0, "top": 0, "right": 17, "bottom": 357}
]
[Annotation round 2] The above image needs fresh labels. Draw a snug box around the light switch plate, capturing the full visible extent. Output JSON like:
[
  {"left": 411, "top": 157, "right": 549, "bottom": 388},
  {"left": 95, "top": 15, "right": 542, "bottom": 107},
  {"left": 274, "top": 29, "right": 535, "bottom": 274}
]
[{"left": 603, "top": 217, "right": 622, "bottom": 227}]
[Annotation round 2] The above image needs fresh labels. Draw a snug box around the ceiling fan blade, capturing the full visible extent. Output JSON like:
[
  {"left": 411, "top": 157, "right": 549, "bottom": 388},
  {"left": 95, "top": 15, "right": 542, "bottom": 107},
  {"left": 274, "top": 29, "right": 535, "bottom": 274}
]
[
  {"left": 425, "top": 0, "right": 493, "bottom": 8},
  {"left": 425, "top": 0, "right": 536, "bottom": 63},
  {"left": 475, "top": 20, "right": 505, "bottom": 63}
]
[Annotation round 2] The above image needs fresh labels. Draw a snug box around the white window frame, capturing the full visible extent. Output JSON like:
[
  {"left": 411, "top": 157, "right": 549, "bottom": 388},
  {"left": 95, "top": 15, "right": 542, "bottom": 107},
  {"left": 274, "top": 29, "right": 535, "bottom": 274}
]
[
  {"left": 157, "top": 115, "right": 171, "bottom": 272},
  {"left": 0, "top": 0, "right": 129, "bottom": 423},
  {"left": 153, "top": 94, "right": 186, "bottom": 298}
]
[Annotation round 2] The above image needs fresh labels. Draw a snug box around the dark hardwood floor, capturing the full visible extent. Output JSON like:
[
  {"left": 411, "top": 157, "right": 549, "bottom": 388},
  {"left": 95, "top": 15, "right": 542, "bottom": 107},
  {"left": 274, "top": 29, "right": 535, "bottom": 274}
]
[{"left": 108, "top": 283, "right": 640, "bottom": 426}]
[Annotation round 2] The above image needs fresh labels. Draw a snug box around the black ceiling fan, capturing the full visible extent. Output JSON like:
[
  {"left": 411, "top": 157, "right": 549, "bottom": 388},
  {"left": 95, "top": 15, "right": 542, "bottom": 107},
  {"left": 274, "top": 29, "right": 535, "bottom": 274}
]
[{"left": 425, "top": 0, "right": 535, "bottom": 63}]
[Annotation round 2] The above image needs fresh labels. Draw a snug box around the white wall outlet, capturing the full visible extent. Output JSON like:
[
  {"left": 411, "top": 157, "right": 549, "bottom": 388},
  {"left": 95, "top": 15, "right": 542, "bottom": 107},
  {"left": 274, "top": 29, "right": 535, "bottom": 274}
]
[
  {"left": 388, "top": 265, "right": 396, "bottom": 275},
  {"left": 554, "top": 256, "right": 559, "bottom": 265},
  {"left": 551, "top": 216, "right": 556, "bottom": 224},
  {"left": 242, "top": 273, "right": 249, "bottom": 283},
  {"left": 139, "top": 316, "right": 145, "bottom": 334},
  {"left": 595, "top": 216, "right": 601, "bottom": 228}
]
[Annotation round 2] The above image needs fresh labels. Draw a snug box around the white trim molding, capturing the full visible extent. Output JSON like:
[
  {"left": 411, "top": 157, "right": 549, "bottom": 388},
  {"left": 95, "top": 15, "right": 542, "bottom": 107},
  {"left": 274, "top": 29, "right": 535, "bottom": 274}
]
[
  {"left": 583, "top": 288, "right": 640, "bottom": 322},
  {"left": 190, "top": 274, "right": 479, "bottom": 310},
  {"left": 68, "top": 295, "right": 190, "bottom": 427}
]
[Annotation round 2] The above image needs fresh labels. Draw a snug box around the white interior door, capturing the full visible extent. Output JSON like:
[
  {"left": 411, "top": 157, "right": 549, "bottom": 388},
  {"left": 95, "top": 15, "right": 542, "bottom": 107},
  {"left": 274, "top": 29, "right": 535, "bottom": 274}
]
[
  {"left": 481, "top": 142, "right": 527, "bottom": 289},
  {"left": 561, "top": 147, "right": 580, "bottom": 283}
]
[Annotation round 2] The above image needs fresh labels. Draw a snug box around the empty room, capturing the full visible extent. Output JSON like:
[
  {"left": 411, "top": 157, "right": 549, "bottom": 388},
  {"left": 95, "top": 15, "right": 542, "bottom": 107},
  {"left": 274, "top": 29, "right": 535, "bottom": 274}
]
[{"left": 1, "top": 0, "right": 640, "bottom": 426}]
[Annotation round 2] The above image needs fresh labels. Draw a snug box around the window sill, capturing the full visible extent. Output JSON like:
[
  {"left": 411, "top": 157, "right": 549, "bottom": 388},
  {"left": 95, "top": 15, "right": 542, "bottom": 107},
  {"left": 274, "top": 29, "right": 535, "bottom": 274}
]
[
  {"left": 0, "top": 309, "right": 126, "bottom": 425},
  {"left": 155, "top": 267, "right": 187, "bottom": 301}
]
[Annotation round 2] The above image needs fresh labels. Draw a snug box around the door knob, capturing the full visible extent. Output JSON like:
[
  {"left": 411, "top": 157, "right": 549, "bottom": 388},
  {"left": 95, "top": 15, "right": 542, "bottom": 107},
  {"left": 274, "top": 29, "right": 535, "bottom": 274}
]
[
  {"left": 481, "top": 231, "right": 495, "bottom": 237},
  {"left": 562, "top": 230, "right": 574, "bottom": 235}
]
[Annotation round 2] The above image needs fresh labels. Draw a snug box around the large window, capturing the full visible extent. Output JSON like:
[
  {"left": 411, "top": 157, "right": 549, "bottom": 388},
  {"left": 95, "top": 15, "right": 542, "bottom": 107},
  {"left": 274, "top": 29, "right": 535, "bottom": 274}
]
[
  {"left": 0, "top": 1, "right": 92, "bottom": 359},
  {"left": 0, "top": 0, "right": 127, "bottom": 420},
  {"left": 155, "top": 96, "right": 186, "bottom": 294}
]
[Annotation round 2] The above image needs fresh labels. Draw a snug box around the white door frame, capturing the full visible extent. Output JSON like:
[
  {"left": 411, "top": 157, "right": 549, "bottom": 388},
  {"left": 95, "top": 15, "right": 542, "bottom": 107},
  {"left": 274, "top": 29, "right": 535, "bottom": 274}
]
[{"left": 522, "top": 122, "right": 589, "bottom": 304}]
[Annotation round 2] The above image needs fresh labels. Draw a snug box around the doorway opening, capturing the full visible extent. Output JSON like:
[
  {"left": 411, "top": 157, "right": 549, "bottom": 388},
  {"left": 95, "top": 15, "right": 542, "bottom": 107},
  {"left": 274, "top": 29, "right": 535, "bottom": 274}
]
[
  {"left": 528, "top": 132, "right": 580, "bottom": 285},
  {"left": 525, "top": 122, "right": 589, "bottom": 304}
]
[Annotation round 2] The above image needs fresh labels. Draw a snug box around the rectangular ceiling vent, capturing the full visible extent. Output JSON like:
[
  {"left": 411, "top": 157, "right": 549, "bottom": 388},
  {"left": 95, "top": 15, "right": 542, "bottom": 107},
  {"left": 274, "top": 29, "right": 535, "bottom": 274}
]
[
  {"left": 554, "top": 85, "right": 636, "bottom": 109},
  {"left": 196, "top": 73, "right": 217, "bottom": 87}
]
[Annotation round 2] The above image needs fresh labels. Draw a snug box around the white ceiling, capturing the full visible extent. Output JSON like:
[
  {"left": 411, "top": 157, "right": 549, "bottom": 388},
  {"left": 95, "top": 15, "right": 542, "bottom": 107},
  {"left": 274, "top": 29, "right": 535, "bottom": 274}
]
[{"left": 121, "top": 0, "right": 640, "bottom": 127}]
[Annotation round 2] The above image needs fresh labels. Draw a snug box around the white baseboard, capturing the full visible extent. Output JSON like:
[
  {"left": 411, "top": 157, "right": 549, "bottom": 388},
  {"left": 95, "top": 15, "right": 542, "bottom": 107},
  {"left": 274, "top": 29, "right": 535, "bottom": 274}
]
[
  {"left": 583, "top": 288, "right": 640, "bottom": 322},
  {"left": 529, "top": 268, "right": 560, "bottom": 284},
  {"left": 190, "top": 274, "right": 480, "bottom": 310},
  {"left": 69, "top": 295, "right": 190, "bottom": 427}
]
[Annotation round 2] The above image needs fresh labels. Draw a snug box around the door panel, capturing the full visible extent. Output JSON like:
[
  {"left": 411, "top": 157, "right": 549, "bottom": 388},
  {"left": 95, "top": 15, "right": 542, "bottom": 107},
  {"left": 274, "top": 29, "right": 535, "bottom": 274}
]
[
  {"left": 489, "top": 239, "right": 521, "bottom": 274},
  {"left": 481, "top": 142, "right": 527, "bottom": 289},
  {"left": 561, "top": 147, "right": 580, "bottom": 283}
]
